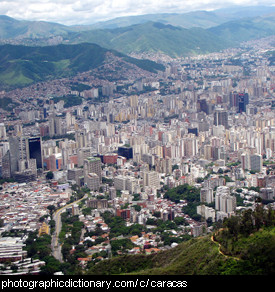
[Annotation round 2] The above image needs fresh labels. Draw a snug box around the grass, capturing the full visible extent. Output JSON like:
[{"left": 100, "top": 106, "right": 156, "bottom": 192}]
[{"left": 87, "top": 225, "right": 275, "bottom": 275}]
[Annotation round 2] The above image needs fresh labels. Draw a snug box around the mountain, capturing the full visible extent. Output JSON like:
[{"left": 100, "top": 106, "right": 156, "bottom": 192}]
[
  {"left": 88, "top": 11, "right": 229, "bottom": 30},
  {"left": 87, "top": 5, "right": 275, "bottom": 30},
  {"left": 0, "top": 15, "right": 73, "bottom": 39},
  {"left": 0, "top": 43, "right": 165, "bottom": 89},
  {"left": 1, "top": 5, "right": 274, "bottom": 40},
  {"left": 214, "top": 5, "right": 275, "bottom": 19},
  {"left": 209, "top": 14, "right": 275, "bottom": 43},
  {"left": 0, "top": 6, "right": 274, "bottom": 59},
  {"left": 86, "top": 227, "right": 275, "bottom": 275},
  {"left": 86, "top": 214, "right": 275, "bottom": 276},
  {"left": 66, "top": 22, "right": 232, "bottom": 57}
]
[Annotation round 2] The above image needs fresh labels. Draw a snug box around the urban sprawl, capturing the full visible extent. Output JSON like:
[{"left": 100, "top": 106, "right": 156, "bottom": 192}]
[{"left": 0, "top": 37, "right": 274, "bottom": 275}]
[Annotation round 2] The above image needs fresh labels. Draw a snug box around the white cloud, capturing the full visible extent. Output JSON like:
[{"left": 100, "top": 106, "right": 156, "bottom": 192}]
[{"left": 0, "top": 0, "right": 274, "bottom": 25}]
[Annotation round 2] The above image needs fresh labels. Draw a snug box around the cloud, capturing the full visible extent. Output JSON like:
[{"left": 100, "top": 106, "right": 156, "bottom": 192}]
[{"left": 0, "top": 0, "right": 274, "bottom": 25}]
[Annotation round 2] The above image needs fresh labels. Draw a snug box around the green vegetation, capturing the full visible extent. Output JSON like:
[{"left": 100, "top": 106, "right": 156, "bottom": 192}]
[
  {"left": 209, "top": 15, "right": 275, "bottom": 43},
  {"left": 164, "top": 184, "right": 200, "bottom": 204},
  {"left": 0, "top": 97, "right": 19, "bottom": 111},
  {"left": 87, "top": 235, "right": 226, "bottom": 275},
  {"left": 53, "top": 94, "right": 82, "bottom": 108},
  {"left": 24, "top": 231, "right": 64, "bottom": 275},
  {"left": 0, "top": 43, "right": 164, "bottom": 90},
  {"left": 87, "top": 206, "right": 275, "bottom": 275},
  {"left": 164, "top": 184, "right": 201, "bottom": 220},
  {"left": 110, "top": 238, "right": 136, "bottom": 256},
  {"left": 68, "top": 22, "right": 231, "bottom": 58},
  {"left": 102, "top": 211, "right": 147, "bottom": 240},
  {"left": 70, "top": 83, "right": 92, "bottom": 92}
]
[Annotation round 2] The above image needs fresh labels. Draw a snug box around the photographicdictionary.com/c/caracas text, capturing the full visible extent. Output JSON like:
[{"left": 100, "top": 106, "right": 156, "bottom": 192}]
[{"left": 0, "top": 278, "right": 189, "bottom": 290}]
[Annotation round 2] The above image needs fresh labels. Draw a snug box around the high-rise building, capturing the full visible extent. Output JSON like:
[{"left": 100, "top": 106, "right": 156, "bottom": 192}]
[
  {"left": 1, "top": 150, "right": 11, "bottom": 178},
  {"left": 118, "top": 146, "right": 133, "bottom": 160},
  {"left": 238, "top": 93, "right": 249, "bottom": 113},
  {"left": 215, "top": 186, "right": 236, "bottom": 214},
  {"left": 67, "top": 168, "right": 84, "bottom": 186},
  {"left": 214, "top": 108, "right": 229, "bottom": 129},
  {"left": 49, "top": 114, "right": 62, "bottom": 137},
  {"left": 230, "top": 92, "right": 249, "bottom": 113},
  {"left": 114, "top": 175, "right": 127, "bottom": 191},
  {"left": 0, "top": 123, "right": 6, "bottom": 140},
  {"left": 200, "top": 188, "right": 214, "bottom": 204},
  {"left": 250, "top": 154, "right": 262, "bottom": 172},
  {"left": 28, "top": 137, "right": 43, "bottom": 169},
  {"left": 83, "top": 157, "right": 102, "bottom": 183},
  {"left": 241, "top": 152, "right": 250, "bottom": 171},
  {"left": 75, "top": 130, "right": 88, "bottom": 149},
  {"left": 77, "top": 148, "right": 91, "bottom": 167},
  {"left": 86, "top": 173, "right": 100, "bottom": 191},
  {"left": 9, "top": 136, "right": 28, "bottom": 176},
  {"left": 129, "top": 95, "right": 138, "bottom": 108},
  {"left": 142, "top": 171, "right": 160, "bottom": 189}
]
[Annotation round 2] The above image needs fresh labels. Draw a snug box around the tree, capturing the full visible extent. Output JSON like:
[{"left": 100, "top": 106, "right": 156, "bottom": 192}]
[
  {"left": 46, "top": 171, "right": 54, "bottom": 180},
  {"left": 218, "top": 168, "right": 224, "bottom": 174},
  {"left": 174, "top": 216, "right": 186, "bottom": 226},
  {"left": 224, "top": 216, "right": 240, "bottom": 239},
  {"left": 133, "top": 205, "right": 141, "bottom": 212},
  {"left": 240, "top": 209, "right": 254, "bottom": 236},
  {"left": 47, "top": 205, "right": 56, "bottom": 215}
]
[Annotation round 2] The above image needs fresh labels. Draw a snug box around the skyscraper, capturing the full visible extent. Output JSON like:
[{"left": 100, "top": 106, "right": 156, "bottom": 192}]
[
  {"left": 49, "top": 114, "right": 62, "bottom": 137},
  {"left": 28, "top": 137, "right": 43, "bottom": 169},
  {"left": 238, "top": 93, "right": 249, "bottom": 113},
  {"left": 250, "top": 154, "right": 262, "bottom": 172},
  {"left": 214, "top": 108, "right": 229, "bottom": 129},
  {"left": 9, "top": 136, "right": 28, "bottom": 176},
  {"left": 83, "top": 157, "right": 102, "bottom": 183},
  {"left": 118, "top": 146, "right": 133, "bottom": 160}
]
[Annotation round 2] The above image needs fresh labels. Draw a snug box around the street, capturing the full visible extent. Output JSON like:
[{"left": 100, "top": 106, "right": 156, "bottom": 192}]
[{"left": 51, "top": 194, "right": 88, "bottom": 262}]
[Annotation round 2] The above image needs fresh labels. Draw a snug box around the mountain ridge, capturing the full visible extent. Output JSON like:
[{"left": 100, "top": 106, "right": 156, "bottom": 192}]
[
  {"left": 65, "top": 21, "right": 233, "bottom": 57},
  {"left": 0, "top": 42, "right": 165, "bottom": 90},
  {"left": 1, "top": 5, "right": 275, "bottom": 39}
]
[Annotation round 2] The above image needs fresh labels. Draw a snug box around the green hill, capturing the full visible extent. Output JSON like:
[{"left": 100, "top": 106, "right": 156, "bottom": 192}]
[
  {"left": 88, "top": 10, "right": 229, "bottom": 30},
  {"left": 1, "top": 9, "right": 274, "bottom": 58},
  {"left": 0, "top": 15, "right": 72, "bottom": 39},
  {"left": 67, "top": 22, "right": 232, "bottom": 57},
  {"left": 88, "top": 6, "right": 275, "bottom": 30},
  {"left": 87, "top": 206, "right": 275, "bottom": 275},
  {"left": 87, "top": 235, "right": 226, "bottom": 275},
  {"left": 65, "top": 14, "right": 275, "bottom": 57},
  {"left": 0, "top": 43, "right": 164, "bottom": 89},
  {"left": 87, "top": 227, "right": 275, "bottom": 275},
  {"left": 209, "top": 15, "right": 275, "bottom": 43}
]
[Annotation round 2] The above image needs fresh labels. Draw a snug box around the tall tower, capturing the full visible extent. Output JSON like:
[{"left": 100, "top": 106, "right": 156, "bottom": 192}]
[
  {"left": 214, "top": 108, "right": 229, "bottom": 129},
  {"left": 83, "top": 157, "right": 102, "bottom": 183},
  {"left": 28, "top": 137, "right": 43, "bottom": 169},
  {"left": 238, "top": 93, "right": 249, "bottom": 113},
  {"left": 9, "top": 136, "right": 28, "bottom": 176},
  {"left": 49, "top": 114, "right": 62, "bottom": 137}
]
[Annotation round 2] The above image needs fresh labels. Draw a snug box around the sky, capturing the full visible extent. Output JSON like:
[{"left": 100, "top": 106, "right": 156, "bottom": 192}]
[{"left": 0, "top": 0, "right": 274, "bottom": 25}]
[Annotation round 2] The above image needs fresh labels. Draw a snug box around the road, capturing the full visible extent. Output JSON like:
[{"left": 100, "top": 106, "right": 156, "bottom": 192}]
[{"left": 51, "top": 194, "right": 88, "bottom": 262}]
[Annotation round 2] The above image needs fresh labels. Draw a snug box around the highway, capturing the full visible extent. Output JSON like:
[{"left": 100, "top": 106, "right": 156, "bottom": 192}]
[{"left": 51, "top": 194, "right": 88, "bottom": 262}]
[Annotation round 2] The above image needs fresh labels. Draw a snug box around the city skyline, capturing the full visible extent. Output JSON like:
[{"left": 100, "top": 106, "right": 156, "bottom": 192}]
[{"left": 0, "top": 1, "right": 274, "bottom": 277}]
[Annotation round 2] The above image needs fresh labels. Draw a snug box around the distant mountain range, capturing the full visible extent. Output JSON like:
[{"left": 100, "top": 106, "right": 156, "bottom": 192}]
[
  {"left": 0, "top": 5, "right": 274, "bottom": 89},
  {"left": 66, "top": 22, "right": 233, "bottom": 57},
  {"left": 0, "top": 43, "right": 165, "bottom": 90},
  {"left": 0, "top": 6, "right": 274, "bottom": 58},
  {"left": 87, "top": 5, "right": 275, "bottom": 30}
]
